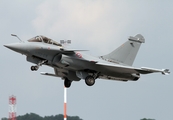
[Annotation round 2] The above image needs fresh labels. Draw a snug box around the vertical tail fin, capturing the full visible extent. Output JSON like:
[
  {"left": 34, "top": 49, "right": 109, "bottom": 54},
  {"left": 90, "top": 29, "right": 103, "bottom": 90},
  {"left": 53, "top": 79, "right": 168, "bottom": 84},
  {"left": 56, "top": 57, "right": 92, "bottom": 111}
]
[{"left": 102, "top": 34, "right": 145, "bottom": 66}]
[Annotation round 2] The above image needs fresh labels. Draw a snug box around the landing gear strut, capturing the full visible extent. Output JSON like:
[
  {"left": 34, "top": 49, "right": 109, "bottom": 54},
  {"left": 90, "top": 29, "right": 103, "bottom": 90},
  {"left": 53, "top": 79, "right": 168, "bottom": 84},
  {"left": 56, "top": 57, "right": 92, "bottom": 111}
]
[
  {"left": 64, "top": 78, "right": 72, "bottom": 88},
  {"left": 30, "top": 60, "right": 47, "bottom": 71}
]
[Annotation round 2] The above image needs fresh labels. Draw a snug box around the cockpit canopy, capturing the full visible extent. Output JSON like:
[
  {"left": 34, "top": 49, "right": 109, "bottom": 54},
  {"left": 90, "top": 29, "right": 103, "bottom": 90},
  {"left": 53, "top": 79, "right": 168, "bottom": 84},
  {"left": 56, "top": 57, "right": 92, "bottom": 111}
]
[{"left": 28, "top": 35, "right": 62, "bottom": 47}]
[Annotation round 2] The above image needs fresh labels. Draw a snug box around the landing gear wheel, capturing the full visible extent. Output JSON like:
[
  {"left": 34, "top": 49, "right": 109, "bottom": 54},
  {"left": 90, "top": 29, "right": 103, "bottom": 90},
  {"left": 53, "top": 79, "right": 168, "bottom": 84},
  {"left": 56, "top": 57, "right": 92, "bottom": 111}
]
[
  {"left": 31, "top": 66, "right": 35, "bottom": 71},
  {"left": 31, "top": 66, "right": 39, "bottom": 71},
  {"left": 34, "top": 66, "right": 39, "bottom": 71},
  {"left": 64, "top": 78, "right": 72, "bottom": 88},
  {"left": 85, "top": 76, "right": 95, "bottom": 86}
]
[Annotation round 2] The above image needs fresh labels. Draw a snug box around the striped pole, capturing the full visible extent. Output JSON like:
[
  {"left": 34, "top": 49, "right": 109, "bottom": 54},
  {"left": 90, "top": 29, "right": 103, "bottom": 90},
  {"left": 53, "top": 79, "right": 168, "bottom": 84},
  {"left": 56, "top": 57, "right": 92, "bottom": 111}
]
[
  {"left": 9, "top": 95, "right": 16, "bottom": 120},
  {"left": 64, "top": 87, "right": 67, "bottom": 120}
]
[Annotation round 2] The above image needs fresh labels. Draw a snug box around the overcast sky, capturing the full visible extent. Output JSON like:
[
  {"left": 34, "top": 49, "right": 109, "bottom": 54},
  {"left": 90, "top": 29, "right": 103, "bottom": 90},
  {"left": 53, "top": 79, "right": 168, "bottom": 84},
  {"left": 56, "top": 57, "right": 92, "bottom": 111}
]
[{"left": 1, "top": 0, "right": 173, "bottom": 120}]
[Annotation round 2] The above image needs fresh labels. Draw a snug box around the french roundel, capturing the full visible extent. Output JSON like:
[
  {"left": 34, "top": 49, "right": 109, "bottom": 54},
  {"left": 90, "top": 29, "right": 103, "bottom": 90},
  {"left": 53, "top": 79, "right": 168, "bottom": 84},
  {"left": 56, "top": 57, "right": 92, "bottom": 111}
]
[{"left": 76, "top": 52, "right": 82, "bottom": 58}]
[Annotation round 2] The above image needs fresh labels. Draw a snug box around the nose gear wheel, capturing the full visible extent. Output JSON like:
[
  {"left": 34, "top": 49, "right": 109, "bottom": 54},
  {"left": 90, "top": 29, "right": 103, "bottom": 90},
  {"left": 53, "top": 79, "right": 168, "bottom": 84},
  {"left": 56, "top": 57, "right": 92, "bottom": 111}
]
[{"left": 31, "top": 66, "right": 39, "bottom": 71}]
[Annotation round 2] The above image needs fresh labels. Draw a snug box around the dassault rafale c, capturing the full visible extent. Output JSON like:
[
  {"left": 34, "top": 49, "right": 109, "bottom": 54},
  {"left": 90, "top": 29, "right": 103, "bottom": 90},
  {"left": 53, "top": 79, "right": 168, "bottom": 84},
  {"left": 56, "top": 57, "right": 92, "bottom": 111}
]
[{"left": 4, "top": 34, "right": 170, "bottom": 88}]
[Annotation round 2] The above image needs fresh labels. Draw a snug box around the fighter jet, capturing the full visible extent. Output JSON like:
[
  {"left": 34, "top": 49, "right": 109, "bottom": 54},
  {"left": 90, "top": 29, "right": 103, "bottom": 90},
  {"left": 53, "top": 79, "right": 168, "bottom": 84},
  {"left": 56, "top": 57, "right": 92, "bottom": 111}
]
[{"left": 4, "top": 34, "right": 170, "bottom": 88}]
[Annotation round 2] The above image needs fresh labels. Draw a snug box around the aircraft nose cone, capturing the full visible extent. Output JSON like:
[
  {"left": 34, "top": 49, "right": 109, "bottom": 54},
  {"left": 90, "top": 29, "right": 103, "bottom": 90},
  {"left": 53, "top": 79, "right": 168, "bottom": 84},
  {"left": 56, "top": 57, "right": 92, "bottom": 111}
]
[
  {"left": 4, "top": 43, "right": 23, "bottom": 53},
  {"left": 4, "top": 43, "right": 19, "bottom": 50},
  {"left": 4, "top": 44, "right": 13, "bottom": 49}
]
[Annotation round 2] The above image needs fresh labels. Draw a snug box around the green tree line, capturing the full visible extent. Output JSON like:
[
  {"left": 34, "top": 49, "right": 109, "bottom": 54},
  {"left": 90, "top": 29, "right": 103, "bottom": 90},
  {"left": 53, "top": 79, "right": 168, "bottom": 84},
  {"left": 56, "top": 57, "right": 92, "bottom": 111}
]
[
  {"left": 1, "top": 113, "right": 83, "bottom": 120},
  {"left": 1, "top": 113, "right": 155, "bottom": 120}
]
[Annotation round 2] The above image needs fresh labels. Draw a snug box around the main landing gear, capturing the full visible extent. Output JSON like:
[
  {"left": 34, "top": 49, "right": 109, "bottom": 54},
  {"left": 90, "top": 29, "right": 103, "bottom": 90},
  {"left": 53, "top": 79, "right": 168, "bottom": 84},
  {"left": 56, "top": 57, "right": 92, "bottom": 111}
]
[
  {"left": 85, "top": 75, "right": 95, "bottom": 86},
  {"left": 64, "top": 76, "right": 96, "bottom": 88},
  {"left": 85, "top": 72, "right": 99, "bottom": 86},
  {"left": 64, "top": 78, "right": 72, "bottom": 88},
  {"left": 64, "top": 72, "right": 99, "bottom": 88},
  {"left": 31, "top": 60, "right": 47, "bottom": 71}
]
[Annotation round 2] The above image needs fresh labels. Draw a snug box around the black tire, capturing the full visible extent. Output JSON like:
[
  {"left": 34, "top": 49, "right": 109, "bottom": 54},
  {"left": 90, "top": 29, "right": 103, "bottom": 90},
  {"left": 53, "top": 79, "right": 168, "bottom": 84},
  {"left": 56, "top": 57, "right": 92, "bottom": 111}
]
[
  {"left": 34, "top": 66, "right": 38, "bottom": 71},
  {"left": 31, "top": 66, "right": 35, "bottom": 71},
  {"left": 85, "top": 76, "right": 95, "bottom": 86},
  {"left": 64, "top": 78, "right": 72, "bottom": 88}
]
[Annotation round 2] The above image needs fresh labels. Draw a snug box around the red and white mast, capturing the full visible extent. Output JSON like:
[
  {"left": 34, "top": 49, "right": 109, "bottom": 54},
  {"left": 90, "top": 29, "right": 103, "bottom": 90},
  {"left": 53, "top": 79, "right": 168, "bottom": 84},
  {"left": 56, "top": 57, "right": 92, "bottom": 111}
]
[
  {"left": 9, "top": 95, "right": 16, "bottom": 120},
  {"left": 64, "top": 87, "right": 67, "bottom": 120}
]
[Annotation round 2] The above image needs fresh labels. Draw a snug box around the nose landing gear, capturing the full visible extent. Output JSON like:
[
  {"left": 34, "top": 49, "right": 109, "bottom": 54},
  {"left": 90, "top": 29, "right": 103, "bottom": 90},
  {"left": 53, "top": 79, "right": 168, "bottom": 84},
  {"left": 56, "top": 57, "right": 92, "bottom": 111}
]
[
  {"left": 30, "top": 60, "right": 47, "bottom": 71},
  {"left": 31, "top": 66, "right": 39, "bottom": 71}
]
